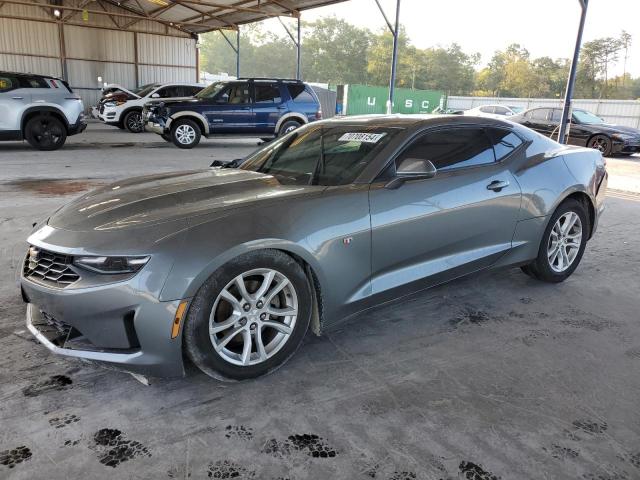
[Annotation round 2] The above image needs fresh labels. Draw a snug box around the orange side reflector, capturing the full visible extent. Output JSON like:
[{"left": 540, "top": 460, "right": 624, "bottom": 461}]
[{"left": 171, "top": 301, "right": 188, "bottom": 339}]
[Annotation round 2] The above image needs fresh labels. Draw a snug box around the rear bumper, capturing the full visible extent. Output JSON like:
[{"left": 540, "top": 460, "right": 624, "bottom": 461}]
[
  {"left": 68, "top": 120, "right": 87, "bottom": 136},
  {"left": 21, "top": 276, "right": 186, "bottom": 378}
]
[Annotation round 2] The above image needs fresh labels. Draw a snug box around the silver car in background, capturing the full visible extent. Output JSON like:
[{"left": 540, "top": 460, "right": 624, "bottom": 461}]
[
  {"left": 0, "top": 71, "right": 85, "bottom": 150},
  {"left": 21, "top": 115, "right": 607, "bottom": 381}
]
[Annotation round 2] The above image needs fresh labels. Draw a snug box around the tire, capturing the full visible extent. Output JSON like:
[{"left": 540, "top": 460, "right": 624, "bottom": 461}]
[
  {"left": 520, "top": 198, "right": 589, "bottom": 283},
  {"left": 24, "top": 114, "right": 67, "bottom": 151},
  {"left": 123, "top": 110, "right": 144, "bottom": 133},
  {"left": 278, "top": 119, "right": 302, "bottom": 136},
  {"left": 161, "top": 133, "right": 171, "bottom": 142},
  {"left": 171, "top": 118, "right": 201, "bottom": 149},
  {"left": 183, "top": 250, "right": 312, "bottom": 381},
  {"left": 587, "top": 134, "right": 612, "bottom": 156}
]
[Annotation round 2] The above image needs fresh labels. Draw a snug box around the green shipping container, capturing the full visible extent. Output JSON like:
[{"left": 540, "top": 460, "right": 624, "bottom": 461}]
[{"left": 343, "top": 84, "right": 444, "bottom": 115}]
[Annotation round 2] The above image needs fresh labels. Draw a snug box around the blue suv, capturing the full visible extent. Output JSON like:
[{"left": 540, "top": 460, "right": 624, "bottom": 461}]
[{"left": 143, "top": 78, "right": 322, "bottom": 149}]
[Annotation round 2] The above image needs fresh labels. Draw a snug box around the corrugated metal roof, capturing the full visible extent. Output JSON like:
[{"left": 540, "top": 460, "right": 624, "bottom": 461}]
[{"left": 100, "top": 0, "right": 351, "bottom": 34}]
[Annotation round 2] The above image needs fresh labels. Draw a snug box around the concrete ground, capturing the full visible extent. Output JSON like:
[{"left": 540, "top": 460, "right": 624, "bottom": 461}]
[{"left": 1, "top": 122, "right": 639, "bottom": 480}]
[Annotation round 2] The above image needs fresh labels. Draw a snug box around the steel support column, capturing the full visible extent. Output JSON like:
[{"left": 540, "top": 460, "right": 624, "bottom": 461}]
[
  {"left": 558, "top": 0, "right": 589, "bottom": 144},
  {"left": 374, "top": 0, "right": 401, "bottom": 114},
  {"left": 219, "top": 29, "right": 240, "bottom": 78},
  {"left": 278, "top": 15, "right": 302, "bottom": 80}
]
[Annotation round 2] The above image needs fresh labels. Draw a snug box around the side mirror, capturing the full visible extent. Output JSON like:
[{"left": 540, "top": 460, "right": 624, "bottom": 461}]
[
  {"left": 505, "top": 111, "right": 513, "bottom": 116},
  {"left": 151, "top": 93, "right": 160, "bottom": 98},
  {"left": 385, "top": 158, "right": 437, "bottom": 189}
]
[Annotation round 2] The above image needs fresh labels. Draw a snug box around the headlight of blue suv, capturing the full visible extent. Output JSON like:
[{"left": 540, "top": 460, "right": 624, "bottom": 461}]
[{"left": 73, "top": 255, "right": 149, "bottom": 274}]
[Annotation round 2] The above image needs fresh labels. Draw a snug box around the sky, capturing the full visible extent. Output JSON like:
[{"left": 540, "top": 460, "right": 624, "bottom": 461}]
[{"left": 265, "top": 0, "right": 639, "bottom": 77}]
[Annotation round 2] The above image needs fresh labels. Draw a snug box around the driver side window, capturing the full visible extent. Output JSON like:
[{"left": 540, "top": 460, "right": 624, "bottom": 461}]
[
  {"left": 395, "top": 127, "right": 495, "bottom": 173},
  {"left": 216, "top": 83, "right": 251, "bottom": 104}
]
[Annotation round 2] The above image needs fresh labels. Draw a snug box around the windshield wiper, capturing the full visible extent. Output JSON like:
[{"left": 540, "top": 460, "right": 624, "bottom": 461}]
[{"left": 310, "top": 130, "right": 325, "bottom": 186}]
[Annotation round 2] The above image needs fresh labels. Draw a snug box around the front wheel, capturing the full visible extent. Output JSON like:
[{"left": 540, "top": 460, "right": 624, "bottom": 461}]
[
  {"left": 588, "top": 134, "right": 612, "bottom": 156},
  {"left": 183, "top": 250, "right": 312, "bottom": 381},
  {"left": 521, "top": 198, "right": 588, "bottom": 283},
  {"left": 171, "top": 119, "right": 201, "bottom": 149},
  {"left": 124, "top": 110, "right": 145, "bottom": 133},
  {"left": 25, "top": 114, "right": 67, "bottom": 151}
]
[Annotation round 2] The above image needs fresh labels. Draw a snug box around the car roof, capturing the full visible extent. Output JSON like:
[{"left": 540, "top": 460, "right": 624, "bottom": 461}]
[
  {"left": 322, "top": 114, "right": 514, "bottom": 130},
  {"left": 0, "top": 70, "right": 62, "bottom": 81}
]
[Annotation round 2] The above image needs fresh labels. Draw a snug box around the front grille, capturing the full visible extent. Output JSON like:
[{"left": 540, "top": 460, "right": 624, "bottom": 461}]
[{"left": 23, "top": 247, "right": 80, "bottom": 288}]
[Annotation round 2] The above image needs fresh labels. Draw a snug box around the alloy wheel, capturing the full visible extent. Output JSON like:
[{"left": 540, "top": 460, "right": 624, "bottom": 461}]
[
  {"left": 175, "top": 124, "right": 196, "bottom": 145},
  {"left": 590, "top": 137, "right": 609, "bottom": 153},
  {"left": 209, "top": 268, "right": 298, "bottom": 366},
  {"left": 547, "top": 211, "right": 582, "bottom": 273},
  {"left": 127, "top": 112, "right": 144, "bottom": 132},
  {"left": 31, "top": 119, "right": 63, "bottom": 147}
]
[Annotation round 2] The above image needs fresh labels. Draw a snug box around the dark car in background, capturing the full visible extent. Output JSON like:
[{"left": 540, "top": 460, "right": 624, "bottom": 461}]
[
  {"left": 512, "top": 107, "right": 640, "bottom": 156},
  {"left": 144, "top": 78, "right": 322, "bottom": 148}
]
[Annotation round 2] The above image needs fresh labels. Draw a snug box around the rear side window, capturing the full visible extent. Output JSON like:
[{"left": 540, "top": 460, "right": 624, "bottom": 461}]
[
  {"left": 487, "top": 128, "right": 523, "bottom": 161},
  {"left": 287, "top": 84, "right": 315, "bottom": 103},
  {"left": 550, "top": 109, "right": 562, "bottom": 122},
  {"left": 397, "top": 127, "right": 495, "bottom": 172},
  {"left": 184, "top": 86, "right": 202, "bottom": 96},
  {"left": 0, "top": 75, "right": 17, "bottom": 92},
  {"left": 18, "top": 76, "right": 49, "bottom": 88},
  {"left": 494, "top": 106, "right": 509, "bottom": 115},
  {"left": 530, "top": 109, "right": 549, "bottom": 121},
  {"left": 479, "top": 106, "right": 494, "bottom": 113},
  {"left": 254, "top": 83, "right": 282, "bottom": 103}
]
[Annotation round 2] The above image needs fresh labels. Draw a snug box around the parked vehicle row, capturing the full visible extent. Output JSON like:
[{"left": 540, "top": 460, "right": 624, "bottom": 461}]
[{"left": 0, "top": 71, "right": 86, "bottom": 150}]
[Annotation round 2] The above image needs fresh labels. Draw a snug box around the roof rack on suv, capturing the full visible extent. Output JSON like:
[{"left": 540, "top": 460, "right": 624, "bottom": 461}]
[{"left": 238, "top": 77, "right": 303, "bottom": 83}]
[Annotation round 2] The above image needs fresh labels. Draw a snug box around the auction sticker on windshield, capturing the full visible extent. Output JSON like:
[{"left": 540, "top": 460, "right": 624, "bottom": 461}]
[{"left": 338, "top": 132, "right": 387, "bottom": 143}]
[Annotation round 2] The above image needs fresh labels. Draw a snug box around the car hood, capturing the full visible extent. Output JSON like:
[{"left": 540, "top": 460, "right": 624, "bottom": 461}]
[
  {"left": 588, "top": 123, "right": 640, "bottom": 136},
  {"left": 145, "top": 98, "right": 205, "bottom": 109},
  {"left": 48, "top": 169, "right": 321, "bottom": 232}
]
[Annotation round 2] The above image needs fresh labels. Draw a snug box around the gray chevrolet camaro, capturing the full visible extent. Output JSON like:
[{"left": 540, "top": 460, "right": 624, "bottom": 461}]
[{"left": 21, "top": 115, "right": 607, "bottom": 381}]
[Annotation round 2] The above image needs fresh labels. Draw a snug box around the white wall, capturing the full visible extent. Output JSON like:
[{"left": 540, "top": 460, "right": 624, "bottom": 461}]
[{"left": 448, "top": 96, "right": 640, "bottom": 128}]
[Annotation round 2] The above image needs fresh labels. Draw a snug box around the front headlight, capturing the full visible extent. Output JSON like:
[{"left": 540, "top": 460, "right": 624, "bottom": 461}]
[
  {"left": 73, "top": 255, "right": 149, "bottom": 274},
  {"left": 103, "top": 100, "right": 125, "bottom": 108}
]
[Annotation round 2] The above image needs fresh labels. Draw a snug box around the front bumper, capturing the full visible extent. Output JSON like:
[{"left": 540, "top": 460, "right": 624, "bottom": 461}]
[
  {"left": 611, "top": 140, "right": 640, "bottom": 155},
  {"left": 145, "top": 121, "right": 166, "bottom": 135},
  {"left": 21, "top": 275, "right": 187, "bottom": 378}
]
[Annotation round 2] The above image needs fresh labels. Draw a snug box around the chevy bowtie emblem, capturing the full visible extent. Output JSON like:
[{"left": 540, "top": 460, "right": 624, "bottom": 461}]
[{"left": 342, "top": 237, "right": 353, "bottom": 245}]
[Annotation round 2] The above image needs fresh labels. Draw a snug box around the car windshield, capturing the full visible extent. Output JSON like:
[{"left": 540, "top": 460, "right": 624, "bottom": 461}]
[
  {"left": 196, "top": 82, "right": 228, "bottom": 99},
  {"left": 137, "top": 84, "right": 160, "bottom": 97},
  {"left": 240, "top": 124, "right": 401, "bottom": 186},
  {"left": 133, "top": 83, "right": 155, "bottom": 94},
  {"left": 509, "top": 106, "right": 524, "bottom": 113},
  {"left": 573, "top": 109, "right": 605, "bottom": 124}
]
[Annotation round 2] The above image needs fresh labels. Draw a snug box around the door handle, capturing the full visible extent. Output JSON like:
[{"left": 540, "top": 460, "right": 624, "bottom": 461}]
[
  {"left": 487, "top": 180, "right": 510, "bottom": 192},
  {"left": 11, "top": 96, "right": 23, "bottom": 100}
]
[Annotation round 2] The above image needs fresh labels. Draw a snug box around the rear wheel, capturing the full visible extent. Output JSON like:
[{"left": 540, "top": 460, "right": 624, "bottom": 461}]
[
  {"left": 25, "top": 114, "right": 67, "bottom": 151},
  {"left": 183, "top": 250, "right": 312, "bottom": 381},
  {"left": 124, "top": 110, "right": 144, "bottom": 133},
  {"left": 171, "top": 119, "right": 201, "bottom": 149},
  {"left": 587, "top": 134, "right": 612, "bottom": 156},
  {"left": 520, "top": 198, "right": 588, "bottom": 283},
  {"left": 278, "top": 119, "right": 301, "bottom": 136}
]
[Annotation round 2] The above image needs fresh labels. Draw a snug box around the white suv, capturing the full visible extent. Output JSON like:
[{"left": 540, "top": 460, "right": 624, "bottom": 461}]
[
  {"left": 98, "top": 82, "right": 204, "bottom": 133},
  {"left": 0, "top": 71, "right": 85, "bottom": 150},
  {"left": 464, "top": 104, "right": 524, "bottom": 119}
]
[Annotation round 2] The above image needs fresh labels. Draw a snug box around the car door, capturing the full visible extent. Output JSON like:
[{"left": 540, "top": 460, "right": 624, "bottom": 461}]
[
  {"left": 523, "top": 108, "right": 554, "bottom": 136},
  {"left": 368, "top": 126, "right": 522, "bottom": 297},
  {"left": 208, "top": 81, "right": 254, "bottom": 133},
  {"left": 0, "top": 74, "right": 26, "bottom": 132},
  {"left": 252, "top": 81, "right": 284, "bottom": 134}
]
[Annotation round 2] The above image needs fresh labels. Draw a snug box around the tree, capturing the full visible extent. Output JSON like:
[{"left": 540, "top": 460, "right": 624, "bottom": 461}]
[
  {"left": 301, "top": 16, "right": 371, "bottom": 84},
  {"left": 620, "top": 30, "right": 632, "bottom": 86}
]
